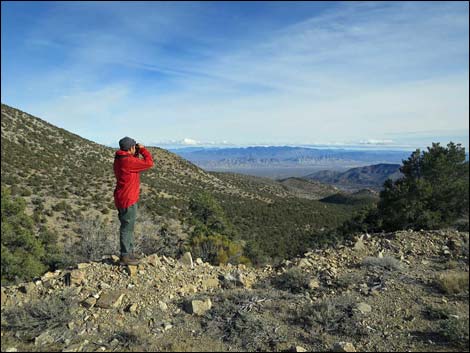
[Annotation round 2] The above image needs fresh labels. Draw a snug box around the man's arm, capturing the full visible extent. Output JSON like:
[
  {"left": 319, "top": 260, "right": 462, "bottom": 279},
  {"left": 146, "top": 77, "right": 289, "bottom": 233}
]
[{"left": 127, "top": 145, "right": 154, "bottom": 173}]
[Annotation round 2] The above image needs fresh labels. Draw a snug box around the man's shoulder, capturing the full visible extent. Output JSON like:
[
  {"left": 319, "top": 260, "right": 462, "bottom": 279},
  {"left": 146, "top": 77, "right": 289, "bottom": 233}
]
[{"left": 115, "top": 150, "right": 132, "bottom": 159}]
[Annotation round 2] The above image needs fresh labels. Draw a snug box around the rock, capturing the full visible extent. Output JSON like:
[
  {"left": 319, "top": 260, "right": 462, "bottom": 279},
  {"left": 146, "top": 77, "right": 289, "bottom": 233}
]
[
  {"left": 81, "top": 297, "right": 97, "bottom": 309},
  {"left": 356, "top": 302, "right": 372, "bottom": 314},
  {"left": 354, "top": 239, "right": 366, "bottom": 252},
  {"left": 289, "top": 346, "right": 308, "bottom": 352},
  {"left": 77, "top": 263, "right": 91, "bottom": 269},
  {"left": 41, "top": 270, "right": 61, "bottom": 281},
  {"left": 110, "top": 255, "right": 120, "bottom": 264},
  {"left": 308, "top": 279, "right": 320, "bottom": 290},
  {"left": 34, "top": 331, "right": 54, "bottom": 346},
  {"left": 1, "top": 287, "right": 7, "bottom": 305},
  {"left": 5, "top": 348, "right": 18, "bottom": 352},
  {"left": 62, "top": 340, "right": 89, "bottom": 352},
  {"left": 221, "top": 271, "right": 247, "bottom": 288},
  {"left": 158, "top": 301, "right": 168, "bottom": 312},
  {"left": 182, "top": 284, "right": 198, "bottom": 294},
  {"left": 126, "top": 303, "right": 138, "bottom": 313},
  {"left": 180, "top": 252, "right": 194, "bottom": 268},
  {"left": 146, "top": 254, "right": 162, "bottom": 267},
  {"left": 332, "top": 342, "right": 356, "bottom": 352},
  {"left": 125, "top": 265, "right": 138, "bottom": 277},
  {"left": 98, "top": 282, "right": 111, "bottom": 290},
  {"left": 298, "top": 259, "right": 311, "bottom": 268},
  {"left": 95, "top": 291, "right": 125, "bottom": 309},
  {"left": 64, "top": 270, "right": 85, "bottom": 286},
  {"left": 162, "top": 256, "right": 174, "bottom": 266},
  {"left": 184, "top": 298, "right": 212, "bottom": 316},
  {"left": 195, "top": 258, "right": 204, "bottom": 266},
  {"left": 201, "top": 278, "right": 219, "bottom": 290}
]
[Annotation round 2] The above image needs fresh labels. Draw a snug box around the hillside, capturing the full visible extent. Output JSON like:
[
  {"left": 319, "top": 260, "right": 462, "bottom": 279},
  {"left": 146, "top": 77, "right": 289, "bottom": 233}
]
[
  {"left": 320, "top": 189, "right": 380, "bottom": 206},
  {"left": 277, "top": 177, "right": 340, "bottom": 200},
  {"left": 0, "top": 104, "right": 367, "bottom": 265},
  {"left": 304, "top": 163, "right": 403, "bottom": 191},
  {"left": 1, "top": 229, "right": 468, "bottom": 352}
]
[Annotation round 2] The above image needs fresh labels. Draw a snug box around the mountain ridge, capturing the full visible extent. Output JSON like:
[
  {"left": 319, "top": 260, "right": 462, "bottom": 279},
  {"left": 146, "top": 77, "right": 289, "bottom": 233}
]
[{"left": 303, "top": 163, "right": 403, "bottom": 191}]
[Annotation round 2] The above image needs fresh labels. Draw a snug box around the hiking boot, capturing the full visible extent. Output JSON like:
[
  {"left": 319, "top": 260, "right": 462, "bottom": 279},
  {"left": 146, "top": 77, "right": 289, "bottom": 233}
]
[{"left": 119, "top": 255, "right": 140, "bottom": 266}]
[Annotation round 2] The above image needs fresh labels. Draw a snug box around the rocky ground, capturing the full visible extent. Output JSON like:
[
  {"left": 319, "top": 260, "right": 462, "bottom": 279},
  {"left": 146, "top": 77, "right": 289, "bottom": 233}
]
[{"left": 1, "top": 229, "right": 469, "bottom": 352}]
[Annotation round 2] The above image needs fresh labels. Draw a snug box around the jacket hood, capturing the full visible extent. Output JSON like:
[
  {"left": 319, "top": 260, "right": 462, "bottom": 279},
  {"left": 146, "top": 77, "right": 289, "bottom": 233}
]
[{"left": 115, "top": 150, "right": 131, "bottom": 156}]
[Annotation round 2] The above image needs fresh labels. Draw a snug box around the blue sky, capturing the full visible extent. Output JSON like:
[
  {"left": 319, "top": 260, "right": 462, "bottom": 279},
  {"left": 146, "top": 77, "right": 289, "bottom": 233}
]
[{"left": 1, "top": 1, "right": 469, "bottom": 149}]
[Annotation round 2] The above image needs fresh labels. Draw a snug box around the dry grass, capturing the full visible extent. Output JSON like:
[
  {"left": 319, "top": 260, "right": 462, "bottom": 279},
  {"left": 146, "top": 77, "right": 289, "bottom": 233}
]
[
  {"left": 435, "top": 271, "right": 469, "bottom": 295},
  {"left": 361, "top": 256, "right": 403, "bottom": 271},
  {"left": 2, "top": 289, "right": 77, "bottom": 341}
]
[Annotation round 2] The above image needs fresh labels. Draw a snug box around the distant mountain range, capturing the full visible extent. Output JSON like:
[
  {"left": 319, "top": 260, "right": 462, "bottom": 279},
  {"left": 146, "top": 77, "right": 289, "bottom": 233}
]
[
  {"left": 302, "top": 163, "right": 403, "bottom": 191},
  {"left": 170, "top": 146, "right": 410, "bottom": 179}
]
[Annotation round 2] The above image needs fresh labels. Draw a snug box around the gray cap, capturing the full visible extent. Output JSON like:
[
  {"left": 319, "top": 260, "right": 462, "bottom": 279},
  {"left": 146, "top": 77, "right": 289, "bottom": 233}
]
[{"left": 119, "top": 136, "right": 136, "bottom": 151}]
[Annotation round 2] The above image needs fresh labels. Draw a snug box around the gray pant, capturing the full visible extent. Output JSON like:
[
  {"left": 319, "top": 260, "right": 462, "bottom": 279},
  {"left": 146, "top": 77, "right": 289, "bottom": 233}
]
[{"left": 118, "top": 203, "right": 137, "bottom": 256}]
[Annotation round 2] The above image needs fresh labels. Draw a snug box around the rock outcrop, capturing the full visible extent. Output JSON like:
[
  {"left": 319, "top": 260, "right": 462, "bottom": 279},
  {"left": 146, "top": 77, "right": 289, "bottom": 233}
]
[{"left": 1, "top": 230, "right": 468, "bottom": 352}]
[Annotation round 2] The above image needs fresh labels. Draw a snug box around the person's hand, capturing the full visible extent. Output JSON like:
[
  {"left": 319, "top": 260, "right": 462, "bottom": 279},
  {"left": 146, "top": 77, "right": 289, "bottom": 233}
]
[{"left": 136, "top": 143, "right": 144, "bottom": 150}]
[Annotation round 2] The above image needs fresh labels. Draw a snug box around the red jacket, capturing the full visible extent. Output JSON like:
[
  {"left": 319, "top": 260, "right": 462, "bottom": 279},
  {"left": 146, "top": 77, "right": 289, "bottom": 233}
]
[{"left": 113, "top": 147, "right": 154, "bottom": 209}]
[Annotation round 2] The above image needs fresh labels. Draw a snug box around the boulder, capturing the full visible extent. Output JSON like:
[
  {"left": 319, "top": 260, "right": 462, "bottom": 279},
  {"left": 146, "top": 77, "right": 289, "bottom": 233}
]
[
  {"left": 184, "top": 298, "right": 212, "bottom": 316},
  {"left": 180, "top": 252, "right": 194, "bottom": 268},
  {"left": 95, "top": 291, "right": 125, "bottom": 309}
]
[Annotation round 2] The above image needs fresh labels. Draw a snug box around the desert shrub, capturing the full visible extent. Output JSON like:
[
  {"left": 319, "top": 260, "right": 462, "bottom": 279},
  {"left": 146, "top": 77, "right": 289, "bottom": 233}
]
[
  {"left": 434, "top": 271, "right": 469, "bottom": 295},
  {"left": 271, "top": 268, "right": 311, "bottom": 293},
  {"left": 361, "top": 256, "right": 402, "bottom": 271},
  {"left": 423, "top": 305, "right": 453, "bottom": 320},
  {"left": 186, "top": 233, "right": 249, "bottom": 266},
  {"left": 52, "top": 200, "right": 71, "bottom": 212},
  {"left": 72, "top": 216, "right": 119, "bottom": 262},
  {"left": 438, "top": 317, "right": 469, "bottom": 347},
  {"left": 336, "top": 271, "right": 366, "bottom": 289},
  {"left": 20, "top": 188, "right": 32, "bottom": 197},
  {"left": 201, "top": 288, "right": 294, "bottom": 351},
  {"left": 108, "top": 330, "right": 150, "bottom": 350},
  {"left": 2, "top": 289, "right": 77, "bottom": 341},
  {"left": 39, "top": 226, "right": 73, "bottom": 270},
  {"left": 290, "top": 295, "right": 366, "bottom": 337},
  {"left": 133, "top": 209, "right": 168, "bottom": 256},
  {"left": 71, "top": 209, "right": 176, "bottom": 261},
  {"left": 1, "top": 187, "right": 47, "bottom": 284}
]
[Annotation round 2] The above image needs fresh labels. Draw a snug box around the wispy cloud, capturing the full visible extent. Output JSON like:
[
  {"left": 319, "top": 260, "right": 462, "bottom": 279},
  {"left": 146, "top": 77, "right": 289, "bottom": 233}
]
[{"left": 1, "top": 1, "right": 468, "bottom": 149}]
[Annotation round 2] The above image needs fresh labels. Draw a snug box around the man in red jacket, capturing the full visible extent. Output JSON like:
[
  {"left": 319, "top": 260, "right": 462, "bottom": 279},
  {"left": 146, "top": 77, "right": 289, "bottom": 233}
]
[{"left": 114, "top": 136, "right": 154, "bottom": 265}]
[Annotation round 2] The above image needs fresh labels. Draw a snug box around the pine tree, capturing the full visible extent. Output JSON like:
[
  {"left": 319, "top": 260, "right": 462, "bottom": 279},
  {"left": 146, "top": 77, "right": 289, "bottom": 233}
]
[
  {"left": 378, "top": 142, "right": 469, "bottom": 231},
  {"left": 1, "top": 187, "right": 47, "bottom": 283}
]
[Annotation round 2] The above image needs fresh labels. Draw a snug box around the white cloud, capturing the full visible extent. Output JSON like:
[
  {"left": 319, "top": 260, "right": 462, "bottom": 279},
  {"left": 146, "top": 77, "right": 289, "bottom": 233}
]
[{"left": 358, "top": 139, "right": 395, "bottom": 145}]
